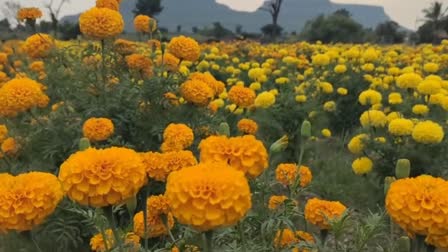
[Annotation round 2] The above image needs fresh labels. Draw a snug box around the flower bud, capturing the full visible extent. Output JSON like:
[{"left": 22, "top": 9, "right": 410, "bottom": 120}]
[
  {"left": 384, "top": 176, "right": 396, "bottom": 194},
  {"left": 218, "top": 122, "right": 230, "bottom": 136},
  {"left": 78, "top": 137, "right": 91, "bottom": 151},
  {"left": 301, "top": 120, "right": 312, "bottom": 138},
  {"left": 397, "top": 236, "right": 411, "bottom": 252},
  {"left": 395, "top": 159, "right": 411, "bottom": 179},
  {"left": 270, "top": 135, "right": 289, "bottom": 153}
]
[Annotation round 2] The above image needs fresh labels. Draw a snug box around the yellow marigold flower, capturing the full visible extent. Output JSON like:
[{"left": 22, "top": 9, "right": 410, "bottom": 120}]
[
  {"left": 276, "top": 163, "right": 298, "bottom": 186},
  {"left": 319, "top": 82, "right": 334, "bottom": 94},
  {"left": 321, "top": 129, "right": 331, "bottom": 138},
  {"left": 161, "top": 123, "right": 194, "bottom": 152},
  {"left": 388, "top": 92, "right": 403, "bottom": 105},
  {"left": 304, "top": 198, "right": 347, "bottom": 230},
  {"left": 334, "top": 64, "right": 347, "bottom": 73},
  {"left": 388, "top": 118, "right": 414, "bottom": 136},
  {"left": 312, "top": 54, "right": 330, "bottom": 66},
  {"left": 323, "top": 101, "right": 336, "bottom": 112},
  {"left": 82, "top": 117, "right": 114, "bottom": 142},
  {"left": 79, "top": 7, "right": 124, "bottom": 40},
  {"left": 90, "top": 230, "right": 141, "bottom": 252},
  {"left": 0, "top": 77, "right": 49, "bottom": 117},
  {"left": 199, "top": 135, "right": 268, "bottom": 178},
  {"left": 180, "top": 79, "right": 214, "bottom": 106},
  {"left": 417, "top": 79, "right": 442, "bottom": 95},
  {"left": 396, "top": 72, "right": 423, "bottom": 89},
  {"left": 23, "top": 33, "right": 55, "bottom": 59},
  {"left": 133, "top": 15, "right": 157, "bottom": 33},
  {"left": 412, "top": 104, "right": 429, "bottom": 116},
  {"left": 255, "top": 91, "right": 276, "bottom": 108},
  {"left": 17, "top": 7, "right": 42, "bottom": 21},
  {"left": 165, "top": 162, "right": 251, "bottom": 231},
  {"left": 348, "top": 134, "right": 368, "bottom": 155},
  {"left": 386, "top": 175, "right": 448, "bottom": 236},
  {"left": 0, "top": 125, "right": 7, "bottom": 143},
  {"left": 299, "top": 165, "right": 312, "bottom": 187},
  {"left": 412, "top": 120, "right": 444, "bottom": 144},
  {"left": 360, "top": 110, "right": 387, "bottom": 128},
  {"left": 133, "top": 196, "right": 174, "bottom": 238},
  {"left": 156, "top": 52, "right": 180, "bottom": 72},
  {"left": 358, "top": 89, "right": 382, "bottom": 105},
  {"left": 228, "top": 85, "right": 256, "bottom": 108},
  {"left": 352, "top": 157, "right": 373, "bottom": 175},
  {"left": 58, "top": 147, "right": 147, "bottom": 207},
  {"left": 237, "top": 118, "right": 258, "bottom": 135},
  {"left": 141, "top": 150, "right": 197, "bottom": 181},
  {"left": 1, "top": 137, "right": 18, "bottom": 155},
  {"left": 0, "top": 172, "right": 63, "bottom": 231},
  {"left": 275, "top": 77, "right": 289, "bottom": 84},
  {"left": 29, "top": 61, "right": 45, "bottom": 73},
  {"left": 96, "top": 0, "right": 119, "bottom": 11},
  {"left": 295, "top": 95, "right": 307, "bottom": 103},
  {"left": 424, "top": 62, "right": 439, "bottom": 73},
  {"left": 268, "top": 195, "right": 288, "bottom": 210},
  {"left": 168, "top": 36, "right": 200, "bottom": 62},
  {"left": 189, "top": 72, "right": 225, "bottom": 96},
  {"left": 337, "top": 88, "right": 348, "bottom": 95}
]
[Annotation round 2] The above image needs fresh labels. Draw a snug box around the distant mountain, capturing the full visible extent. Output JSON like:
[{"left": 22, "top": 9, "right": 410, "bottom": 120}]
[{"left": 62, "top": 0, "right": 391, "bottom": 33}]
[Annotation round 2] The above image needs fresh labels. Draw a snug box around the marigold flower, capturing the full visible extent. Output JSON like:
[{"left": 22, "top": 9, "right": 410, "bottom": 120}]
[
  {"left": 304, "top": 198, "right": 347, "bottom": 230},
  {"left": 298, "top": 165, "right": 312, "bottom": 187},
  {"left": 199, "top": 135, "right": 268, "bottom": 178},
  {"left": 17, "top": 8, "right": 42, "bottom": 21},
  {"left": 141, "top": 150, "right": 197, "bottom": 181},
  {"left": 359, "top": 110, "right": 387, "bottom": 128},
  {"left": 134, "top": 15, "right": 157, "bottom": 33},
  {"left": 276, "top": 163, "right": 297, "bottom": 186},
  {"left": 113, "top": 39, "right": 136, "bottom": 55},
  {"left": 79, "top": 7, "right": 124, "bottom": 40},
  {"left": 0, "top": 125, "right": 8, "bottom": 143},
  {"left": 426, "top": 234, "right": 448, "bottom": 249},
  {"left": 168, "top": 36, "right": 200, "bottom": 62},
  {"left": 417, "top": 79, "right": 442, "bottom": 95},
  {"left": 180, "top": 79, "right": 214, "bottom": 106},
  {"left": 388, "top": 118, "right": 414, "bottom": 136},
  {"left": 358, "top": 89, "right": 382, "bottom": 106},
  {"left": 133, "top": 195, "right": 174, "bottom": 238},
  {"left": 254, "top": 91, "right": 276, "bottom": 108},
  {"left": 274, "top": 229, "right": 315, "bottom": 250},
  {"left": 352, "top": 157, "right": 373, "bottom": 175},
  {"left": 396, "top": 72, "right": 422, "bottom": 89},
  {"left": 228, "top": 85, "right": 256, "bottom": 108},
  {"left": 96, "top": 0, "right": 119, "bottom": 11},
  {"left": 386, "top": 175, "right": 448, "bottom": 236},
  {"left": 23, "top": 33, "right": 55, "bottom": 59},
  {"left": 0, "top": 77, "right": 49, "bottom": 117},
  {"left": 323, "top": 101, "right": 336, "bottom": 112},
  {"left": 424, "top": 62, "right": 439, "bottom": 73},
  {"left": 0, "top": 172, "right": 64, "bottom": 231},
  {"left": 412, "top": 120, "right": 444, "bottom": 144},
  {"left": 161, "top": 123, "right": 194, "bottom": 152},
  {"left": 412, "top": 104, "right": 429, "bottom": 116},
  {"left": 82, "top": 117, "right": 114, "bottom": 142},
  {"left": 165, "top": 162, "right": 251, "bottom": 231},
  {"left": 58, "top": 147, "right": 147, "bottom": 207},
  {"left": 189, "top": 72, "right": 225, "bottom": 96},
  {"left": 268, "top": 195, "right": 288, "bottom": 210},
  {"left": 1, "top": 137, "right": 18, "bottom": 155},
  {"left": 125, "top": 53, "right": 152, "bottom": 75},
  {"left": 90, "top": 230, "right": 141, "bottom": 252},
  {"left": 312, "top": 54, "right": 330, "bottom": 66},
  {"left": 237, "top": 118, "right": 258, "bottom": 135},
  {"left": 156, "top": 53, "right": 180, "bottom": 72}
]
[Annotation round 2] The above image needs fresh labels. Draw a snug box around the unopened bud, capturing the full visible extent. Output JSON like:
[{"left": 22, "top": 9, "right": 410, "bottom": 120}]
[
  {"left": 218, "top": 122, "right": 230, "bottom": 136},
  {"left": 397, "top": 236, "right": 411, "bottom": 252},
  {"left": 301, "top": 120, "right": 312, "bottom": 138},
  {"left": 395, "top": 159, "right": 411, "bottom": 179},
  {"left": 384, "top": 176, "right": 396, "bottom": 194},
  {"left": 79, "top": 137, "right": 91, "bottom": 151},
  {"left": 270, "top": 135, "right": 289, "bottom": 153}
]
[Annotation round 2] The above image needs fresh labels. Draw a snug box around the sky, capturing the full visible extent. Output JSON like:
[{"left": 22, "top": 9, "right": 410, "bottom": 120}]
[{"left": 2, "top": 0, "right": 448, "bottom": 30}]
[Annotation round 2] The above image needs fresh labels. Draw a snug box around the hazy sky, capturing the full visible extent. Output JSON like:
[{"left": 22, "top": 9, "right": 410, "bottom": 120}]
[{"left": 4, "top": 0, "right": 448, "bottom": 30}]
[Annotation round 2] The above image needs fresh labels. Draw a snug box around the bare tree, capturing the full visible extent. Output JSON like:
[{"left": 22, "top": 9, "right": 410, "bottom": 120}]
[
  {"left": 1, "top": 1, "right": 21, "bottom": 27},
  {"left": 260, "top": 0, "right": 284, "bottom": 39},
  {"left": 46, "top": 0, "right": 70, "bottom": 36}
]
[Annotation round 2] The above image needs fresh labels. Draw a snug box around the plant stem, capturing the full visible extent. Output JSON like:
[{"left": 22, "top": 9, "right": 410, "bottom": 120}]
[
  {"left": 30, "top": 232, "right": 43, "bottom": 252},
  {"left": 143, "top": 182, "right": 149, "bottom": 251},
  {"left": 238, "top": 221, "right": 247, "bottom": 252},
  {"left": 204, "top": 231, "right": 214, "bottom": 252},
  {"left": 320, "top": 230, "right": 328, "bottom": 246},
  {"left": 99, "top": 227, "right": 111, "bottom": 252},
  {"left": 103, "top": 206, "right": 124, "bottom": 252}
]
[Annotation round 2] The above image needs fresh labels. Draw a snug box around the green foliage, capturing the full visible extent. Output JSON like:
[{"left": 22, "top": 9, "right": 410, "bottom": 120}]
[{"left": 133, "top": 0, "right": 164, "bottom": 17}]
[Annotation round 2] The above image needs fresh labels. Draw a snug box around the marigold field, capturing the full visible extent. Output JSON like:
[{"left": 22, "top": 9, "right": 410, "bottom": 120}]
[{"left": 2, "top": 2, "right": 448, "bottom": 252}]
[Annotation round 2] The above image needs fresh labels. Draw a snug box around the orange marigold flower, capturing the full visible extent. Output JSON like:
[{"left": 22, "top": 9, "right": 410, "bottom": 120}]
[
  {"left": 141, "top": 150, "right": 197, "bottom": 182},
  {"left": 304, "top": 198, "right": 347, "bottom": 230},
  {"left": 113, "top": 39, "right": 136, "bottom": 55},
  {"left": 165, "top": 162, "right": 251, "bottom": 231},
  {"left": 274, "top": 229, "right": 298, "bottom": 248},
  {"left": 298, "top": 165, "right": 312, "bottom": 187},
  {"left": 228, "top": 85, "right": 256, "bottom": 108},
  {"left": 0, "top": 172, "right": 64, "bottom": 231},
  {"left": 0, "top": 77, "right": 49, "bottom": 117},
  {"left": 125, "top": 53, "right": 152, "bottom": 73},
  {"left": 58, "top": 147, "right": 147, "bottom": 207},
  {"left": 180, "top": 79, "right": 214, "bottom": 106},
  {"left": 82, "top": 117, "right": 114, "bottom": 142},
  {"left": 24, "top": 33, "right": 55, "bottom": 59},
  {"left": 237, "top": 118, "right": 258, "bottom": 135},
  {"left": 199, "top": 135, "right": 269, "bottom": 178},
  {"left": 90, "top": 229, "right": 141, "bottom": 252},
  {"left": 268, "top": 195, "right": 288, "bottom": 210},
  {"left": 161, "top": 123, "right": 194, "bottom": 152},
  {"left": 134, "top": 15, "right": 157, "bottom": 33},
  {"left": 156, "top": 53, "right": 180, "bottom": 72},
  {"left": 133, "top": 195, "right": 174, "bottom": 238},
  {"left": 96, "top": 0, "right": 119, "bottom": 11},
  {"left": 189, "top": 72, "right": 225, "bottom": 96},
  {"left": 17, "top": 7, "right": 42, "bottom": 21},
  {"left": 276, "top": 163, "right": 298, "bottom": 186},
  {"left": 1, "top": 137, "right": 18, "bottom": 155},
  {"left": 426, "top": 234, "right": 448, "bottom": 249},
  {"left": 168, "top": 36, "right": 201, "bottom": 62},
  {"left": 79, "top": 7, "right": 124, "bottom": 40},
  {"left": 386, "top": 175, "right": 448, "bottom": 236}
]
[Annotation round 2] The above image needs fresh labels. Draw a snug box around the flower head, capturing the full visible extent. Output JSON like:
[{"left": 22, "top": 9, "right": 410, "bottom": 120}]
[
  {"left": 161, "top": 123, "right": 194, "bottom": 152},
  {"left": 352, "top": 157, "right": 373, "bottom": 175},
  {"left": 90, "top": 230, "right": 141, "bottom": 252},
  {"left": 23, "top": 34, "right": 55, "bottom": 58},
  {"left": 228, "top": 86, "right": 256, "bottom": 108},
  {"left": 168, "top": 36, "right": 200, "bottom": 62},
  {"left": 180, "top": 79, "right": 214, "bottom": 106},
  {"left": 82, "top": 117, "right": 114, "bottom": 142},
  {"left": 268, "top": 195, "right": 288, "bottom": 210},
  {"left": 133, "top": 195, "right": 174, "bottom": 238},
  {"left": 96, "top": 0, "right": 119, "bottom": 11},
  {"left": 388, "top": 118, "right": 414, "bottom": 136},
  {"left": 79, "top": 7, "right": 124, "bottom": 39},
  {"left": 141, "top": 150, "right": 197, "bottom": 182},
  {"left": 17, "top": 8, "right": 42, "bottom": 21},
  {"left": 237, "top": 118, "right": 258, "bottom": 135},
  {"left": 134, "top": 15, "right": 157, "bottom": 33},
  {"left": 359, "top": 110, "right": 387, "bottom": 128},
  {"left": 254, "top": 91, "right": 276, "bottom": 108},
  {"left": 304, "top": 198, "right": 347, "bottom": 230},
  {"left": 412, "top": 121, "right": 444, "bottom": 144}
]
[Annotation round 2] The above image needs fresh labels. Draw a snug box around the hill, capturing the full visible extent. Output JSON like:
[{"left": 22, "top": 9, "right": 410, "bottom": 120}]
[{"left": 63, "top": 0, "right": 391, "bottom": 33}]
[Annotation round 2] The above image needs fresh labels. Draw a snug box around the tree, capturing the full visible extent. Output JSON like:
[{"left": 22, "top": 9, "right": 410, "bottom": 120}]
[
  {"left": 45, "top": 0, "right": 70, "bottom": 36},
  {"left": 261, "top": 24, "right": 283, "bottom": 38},
  {"left": 1, "top": 1, "right": 21, "bottom": 27},
  {"left": 260, "top": 0, "right": 284, "bottom": 39},
  {"left": 420, "top": 1, "right": 447, "bottom": 43},
  {"left": 375, "top": 21, "right": 405, "bottom": 44},
  {"left": 300, "top": 10, "right": 365, "bottom": 43},
  {"left": 133, "top": 0, "right": 163, "bottom": 17}
]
